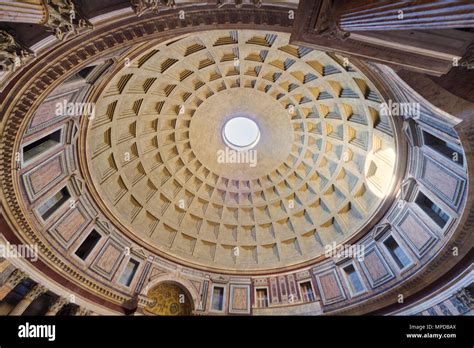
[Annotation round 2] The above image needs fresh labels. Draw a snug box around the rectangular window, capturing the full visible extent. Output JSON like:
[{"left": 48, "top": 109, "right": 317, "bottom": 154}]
[
  {"left": 22, "top": 129, "right": 62, "bottom": 163},
  {"left": 343, "top": 265, "right": 365, "bottom": 294},
  {"left": 256, "top": 288, "right": 269, "bottom": 308},
  {"left": 75, "top": 230, "right": 101, "bottom": 260},
  {"left": 384, "top": 236, "right": 411, "bottom": 269},
  {"left": 299, "top": 281, "right": 315, "bottom": 303},
  {"left": 415, "top": 191, "right": 449, "bottom": 228},
  {"left": 211, "top": 286, "right": 225, "bottom": 311},
  {"left": 118, "top": 259, "right": 139, "bottom": 287},
  {"left": 423, "top": 131, "right": 463, "bottom": 166},
  {"left": 38, "top": 187, "right": 70, "bottom": 220}
]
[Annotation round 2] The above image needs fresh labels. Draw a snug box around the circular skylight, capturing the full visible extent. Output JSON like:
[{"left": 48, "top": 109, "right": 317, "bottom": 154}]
[{"left": 222, "top": 117, "right": 260, "bottom": 151}]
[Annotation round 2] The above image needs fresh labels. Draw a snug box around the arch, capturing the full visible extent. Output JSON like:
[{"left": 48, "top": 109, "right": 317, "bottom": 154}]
[{"left": 142, "top": 274, "right": 200, "bottom": 315}]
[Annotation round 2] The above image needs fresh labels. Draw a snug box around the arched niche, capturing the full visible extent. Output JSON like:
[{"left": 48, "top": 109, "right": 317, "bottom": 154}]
[{"left": 144, "top": 281, "right": 194, "bottom": 316}]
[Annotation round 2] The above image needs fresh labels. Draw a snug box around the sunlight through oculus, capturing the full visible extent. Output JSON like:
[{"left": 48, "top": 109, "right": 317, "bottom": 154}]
[{"left": 222, "top": 117, "right": 260, "bottom": 151}]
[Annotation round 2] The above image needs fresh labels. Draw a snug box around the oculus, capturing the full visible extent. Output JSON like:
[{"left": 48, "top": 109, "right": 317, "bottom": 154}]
[{"left": 222, "top": 116, "right": 260, "bottom": 151}]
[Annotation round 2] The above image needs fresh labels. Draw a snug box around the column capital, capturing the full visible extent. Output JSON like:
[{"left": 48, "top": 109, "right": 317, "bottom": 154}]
[
  {"left": 43, "top": 0, "right": 92, "bottom": 40},
  {"left": 24, "top": 284, "right": 48, "bottom": 301},
  {"left": 0, "top": 30, "right": 34, "bottom": 73},
  {"left": 4, "top": 269, "right": 28, "bottom": 288},
  {"left": 46, "top": 296, "right": 69, "bottom": 315},
  {"left": 74, "top": 306, "right": 90, "bottom": 316},
  {"left": 0, "top": 258, "right": 11, "bottom": 273}
]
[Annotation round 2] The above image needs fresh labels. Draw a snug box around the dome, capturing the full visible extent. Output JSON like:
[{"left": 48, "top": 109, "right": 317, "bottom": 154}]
[{"left": 84, "top": 31, "right": 398, "bottom": 272}]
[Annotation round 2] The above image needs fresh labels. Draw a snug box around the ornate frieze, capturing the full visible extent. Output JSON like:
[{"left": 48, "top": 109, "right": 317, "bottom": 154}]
[{"left": 130, "top": 0, "right": 176, "bottom": 17}]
